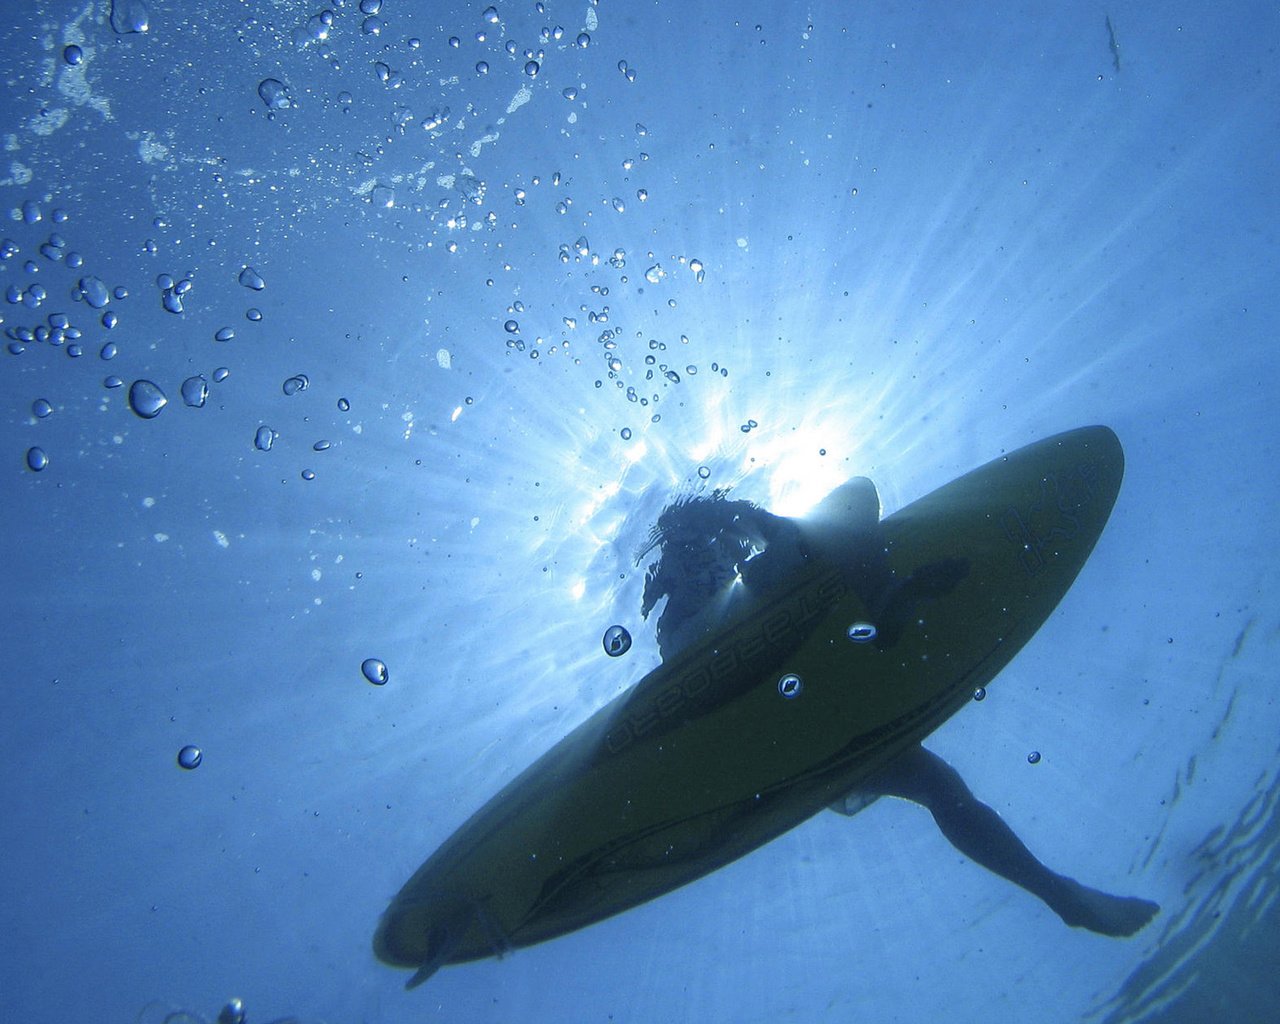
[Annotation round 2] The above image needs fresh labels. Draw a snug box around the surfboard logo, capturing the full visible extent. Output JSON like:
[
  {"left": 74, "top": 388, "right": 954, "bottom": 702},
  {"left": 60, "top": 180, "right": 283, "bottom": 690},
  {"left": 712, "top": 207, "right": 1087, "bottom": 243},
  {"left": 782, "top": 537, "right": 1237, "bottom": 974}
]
[{"left": 1001, "top": 458, "right": 1110, "bottom": 576}]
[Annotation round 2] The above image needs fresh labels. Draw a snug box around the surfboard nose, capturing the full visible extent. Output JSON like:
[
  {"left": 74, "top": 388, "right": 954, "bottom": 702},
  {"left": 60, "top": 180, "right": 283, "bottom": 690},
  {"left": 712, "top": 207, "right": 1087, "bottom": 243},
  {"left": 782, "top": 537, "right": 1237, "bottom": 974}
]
[{"left": 1052, "top": 424, "right": 1125, "bottom": 516}]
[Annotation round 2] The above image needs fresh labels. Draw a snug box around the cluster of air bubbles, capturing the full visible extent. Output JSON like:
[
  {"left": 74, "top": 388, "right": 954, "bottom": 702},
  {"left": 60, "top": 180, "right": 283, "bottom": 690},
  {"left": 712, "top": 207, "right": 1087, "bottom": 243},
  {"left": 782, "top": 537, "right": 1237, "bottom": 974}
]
[
  {"left": 282, "top": 374, "right": 310, "bottom": 396},
  {"left": 361, "top": 658, "right": 389, "bottom": 685},
  {"left": 617, "top": 59, "right": 637, "bottom": 83},
  {"left": 360, "top": 0, "right": 385, "bottom": 37},
  {"left": 457, "top": 174, "right": 485, "bottom": 205},
  {"left": 254, "top": 426, "right": 279, "bottom": 452},
  {"left": 157, "top": 272, "right": 193, "bottom": 315},
  {"left": 421, "top": 107, "right": 450, "bottom": 132},
  {"left": 739, "top": 419, "right": 758, "bottom": 434},
  {"left": 602, "top": 625, "right": 632, "bottom": 657},
  {"left": 257, "top": 78, "right": 293, "bottom": 111},
  {"left": 689, "top": 258, "right": 705, "bottom": 283},
  {"left": 644, "top": 264, "right": 665, "bottom": 285},
  {"left": 293, "top": 8, "right": 334, "bottom": 48}
]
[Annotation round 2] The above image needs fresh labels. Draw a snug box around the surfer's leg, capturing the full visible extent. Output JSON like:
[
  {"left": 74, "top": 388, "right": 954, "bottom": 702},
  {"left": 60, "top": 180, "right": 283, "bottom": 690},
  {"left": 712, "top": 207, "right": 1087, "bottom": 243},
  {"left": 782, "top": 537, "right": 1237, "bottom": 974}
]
[{"left": 871, "top": 745, "right": 1158, "bottom": 937}]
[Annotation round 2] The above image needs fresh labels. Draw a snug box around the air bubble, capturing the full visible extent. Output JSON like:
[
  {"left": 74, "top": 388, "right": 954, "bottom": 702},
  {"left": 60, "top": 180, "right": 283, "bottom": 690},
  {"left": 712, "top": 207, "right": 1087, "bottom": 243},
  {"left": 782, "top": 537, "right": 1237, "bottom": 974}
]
[
  {"left": 109, "top": 0, "right": 150, "bottom": 35},
  {"left": 180, "top": 375, "right": 209, "bottom": 408},
  {"left": 26, "top": 447, "right": 48, "bottom": 472},
  {"left": 1027, "top": 750, "right": 1041, "bottom": 764},
  {"left": 128, "top": 379, "right": 167, "bottom": 419},
  {"left": 778, "top": 673, "right": 803, "bottom": 699},
  {"left": 254, "top": 426, "right": 278, "bottom": 451},
  {"left": 238, "top": 266, "right": 266, "bottom": 290},
  {"left": 602, "top": 625, "right": 632, "bottom": 657},
  {"left": 973, "top": 687, "right": 986, "bottom": 702},
  {"left": 176, "top": 745, "right": 202, "bottom": 770},
  {"left": 32, "top": 399, "right": 53, "bottom": 418},
  {"left": 847, "top": 622, "right": 877, "bottom": 643},
  {"left": 78, "top": 276, "right": 110, "bottom": 309},
  {"left": 362, "top": 658, "right": 389, "bottom": 685}
]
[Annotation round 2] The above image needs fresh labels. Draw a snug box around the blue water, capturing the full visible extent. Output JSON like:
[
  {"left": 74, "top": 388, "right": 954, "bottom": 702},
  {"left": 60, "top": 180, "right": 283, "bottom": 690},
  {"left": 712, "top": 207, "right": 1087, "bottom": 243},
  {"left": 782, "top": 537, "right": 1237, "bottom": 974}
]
[{"left": 2, "top": 2, "right": 1278, "bottom": 1022}]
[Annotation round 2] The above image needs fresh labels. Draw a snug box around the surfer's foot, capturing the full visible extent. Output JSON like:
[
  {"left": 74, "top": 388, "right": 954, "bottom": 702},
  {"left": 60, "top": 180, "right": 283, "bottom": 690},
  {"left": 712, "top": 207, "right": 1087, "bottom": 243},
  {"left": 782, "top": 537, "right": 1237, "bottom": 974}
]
[
  {"left": 1051, "top": 878, "right": 1160, "bottom": 937},
  {"left": 873, "top": 558, "right": 971, "bottom": 648}
]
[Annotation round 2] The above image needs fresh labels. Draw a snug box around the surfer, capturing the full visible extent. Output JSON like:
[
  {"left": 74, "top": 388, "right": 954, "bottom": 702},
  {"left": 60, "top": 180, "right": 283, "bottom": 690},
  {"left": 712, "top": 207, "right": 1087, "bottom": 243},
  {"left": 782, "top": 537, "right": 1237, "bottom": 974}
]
[{"left": 637, "top": 486, "right": 1159, "bottom": 938}]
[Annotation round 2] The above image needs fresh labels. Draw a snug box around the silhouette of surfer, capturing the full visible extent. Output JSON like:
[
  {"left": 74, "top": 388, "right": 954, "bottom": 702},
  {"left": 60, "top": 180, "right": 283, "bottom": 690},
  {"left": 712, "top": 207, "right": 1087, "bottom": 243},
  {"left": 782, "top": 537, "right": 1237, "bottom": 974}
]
[{"left": 637, "top": 483, "right": 1159, "bottom": 938}]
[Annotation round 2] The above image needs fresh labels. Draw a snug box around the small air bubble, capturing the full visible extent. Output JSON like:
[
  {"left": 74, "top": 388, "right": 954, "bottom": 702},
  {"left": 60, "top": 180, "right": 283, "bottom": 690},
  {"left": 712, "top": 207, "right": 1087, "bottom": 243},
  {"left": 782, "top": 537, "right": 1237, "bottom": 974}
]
[
  {"left": 362, "top": 658, "right": 389, "bottom": 685},
  {"left": 846, "top": 622, "right": 877, "bottom": 643}
]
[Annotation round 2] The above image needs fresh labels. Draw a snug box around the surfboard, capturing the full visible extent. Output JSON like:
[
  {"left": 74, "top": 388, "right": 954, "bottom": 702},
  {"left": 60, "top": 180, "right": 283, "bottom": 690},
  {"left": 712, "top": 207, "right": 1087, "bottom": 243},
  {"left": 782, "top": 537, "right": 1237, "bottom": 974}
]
[{"left": 374, "top": 424, "right": 1125, "bottom": 986}]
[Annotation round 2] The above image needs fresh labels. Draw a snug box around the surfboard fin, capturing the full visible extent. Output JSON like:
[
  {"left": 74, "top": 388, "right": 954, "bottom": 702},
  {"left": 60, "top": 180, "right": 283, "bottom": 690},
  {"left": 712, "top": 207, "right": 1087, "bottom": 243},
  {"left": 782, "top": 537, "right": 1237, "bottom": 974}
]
[{"left": 403, "top": 897, "right": 513, "bottom": 989}]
